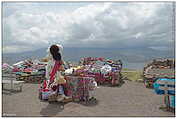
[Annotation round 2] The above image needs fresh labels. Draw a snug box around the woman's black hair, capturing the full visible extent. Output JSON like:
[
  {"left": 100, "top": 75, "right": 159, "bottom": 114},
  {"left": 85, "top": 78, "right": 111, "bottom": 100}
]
[{"left": 50, "top": 45, "right": 61, "bottom": 61}]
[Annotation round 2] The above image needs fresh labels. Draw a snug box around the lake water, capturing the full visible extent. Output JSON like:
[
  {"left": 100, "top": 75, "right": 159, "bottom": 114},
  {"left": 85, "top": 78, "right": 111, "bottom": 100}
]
[{"left": 123, "top": 62, "right": 146, "bottom": 70}]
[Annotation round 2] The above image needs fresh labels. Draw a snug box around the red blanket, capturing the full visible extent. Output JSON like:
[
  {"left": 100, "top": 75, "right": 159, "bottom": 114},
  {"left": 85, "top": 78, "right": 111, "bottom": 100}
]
[{"left": 49, "top": 61, "right": 61, "bottom": 83}]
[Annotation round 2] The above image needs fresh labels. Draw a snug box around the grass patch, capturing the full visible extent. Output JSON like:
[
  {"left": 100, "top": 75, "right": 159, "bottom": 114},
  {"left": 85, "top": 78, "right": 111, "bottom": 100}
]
[{"left": 122, "top": 69, "right": 143, "bottom": 81}]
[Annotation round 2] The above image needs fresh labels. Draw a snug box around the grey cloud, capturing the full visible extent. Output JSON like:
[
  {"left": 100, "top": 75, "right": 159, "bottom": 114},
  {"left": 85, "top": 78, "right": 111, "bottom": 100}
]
[{"left": 2, "top": 2, "right": 175, "bottom": 53}]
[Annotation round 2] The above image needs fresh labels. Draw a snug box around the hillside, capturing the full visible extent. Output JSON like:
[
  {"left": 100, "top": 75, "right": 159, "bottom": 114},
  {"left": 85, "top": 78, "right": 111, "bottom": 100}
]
[{"left": 2, "top": 47, "right": 174, "bottom": 70}]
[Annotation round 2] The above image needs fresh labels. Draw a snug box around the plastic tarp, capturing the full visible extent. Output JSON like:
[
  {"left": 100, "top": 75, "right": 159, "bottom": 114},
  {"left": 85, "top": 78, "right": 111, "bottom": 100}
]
[{"left": 153, "top": 78, "right": 175, "bottom": 95}]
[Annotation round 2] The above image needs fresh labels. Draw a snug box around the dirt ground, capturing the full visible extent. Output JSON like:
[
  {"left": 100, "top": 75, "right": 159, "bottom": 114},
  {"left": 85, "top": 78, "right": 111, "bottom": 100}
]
[{"left": 2, "top": 80, "right": 175, "bottom": 117}]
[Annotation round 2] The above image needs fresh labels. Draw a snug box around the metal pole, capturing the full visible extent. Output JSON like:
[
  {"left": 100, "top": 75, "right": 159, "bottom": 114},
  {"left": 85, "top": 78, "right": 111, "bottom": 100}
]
[
  {"left": 10, "top": 73, "right": 13, "bottom": 92},
  {"left": 164, "top": 81, "right": 170, "bottom": 111}
]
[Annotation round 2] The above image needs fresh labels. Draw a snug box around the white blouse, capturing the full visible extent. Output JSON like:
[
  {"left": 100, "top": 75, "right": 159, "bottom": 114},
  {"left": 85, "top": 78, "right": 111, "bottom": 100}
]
[{"left": 45, "top": 55, "right": 62, "bottom": 82}]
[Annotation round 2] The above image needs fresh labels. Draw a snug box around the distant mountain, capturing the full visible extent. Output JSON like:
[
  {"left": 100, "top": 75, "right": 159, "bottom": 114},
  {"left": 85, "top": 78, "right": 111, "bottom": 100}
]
[{"left": 2, "top": 47, "right": 175, "bottom": 70}]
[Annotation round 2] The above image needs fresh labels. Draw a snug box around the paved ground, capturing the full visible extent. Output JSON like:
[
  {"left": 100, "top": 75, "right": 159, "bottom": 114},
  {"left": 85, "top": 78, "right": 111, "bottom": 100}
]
[{"left": 2, "top": 80, "right": 175, "bottom": 117}]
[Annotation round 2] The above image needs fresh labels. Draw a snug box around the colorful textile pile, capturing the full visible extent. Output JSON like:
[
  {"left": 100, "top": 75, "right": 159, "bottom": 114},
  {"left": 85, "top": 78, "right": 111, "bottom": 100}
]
[
  {"left": 2, "top": 63, "right": 13, "bottom": 73},
  {"left": 72, "top": 57, "right": 123, "bottom": 85},
  {"left": 65, "top": 76, "right": 97, "bottom": 101},
  {"left": 3, "top": 59, "right": 47, "bottom": 83}
]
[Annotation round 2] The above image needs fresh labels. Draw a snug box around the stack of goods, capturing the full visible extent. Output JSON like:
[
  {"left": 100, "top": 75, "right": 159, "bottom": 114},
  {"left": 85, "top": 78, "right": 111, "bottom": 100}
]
[
  {"left": 81, "top": 57, "right": 104, "bottom": 65},
  {"left": 64, "top": 76, "right": 97, "bottom": 102},
  {"left": 39, "top": 76, "right": 97, "bottom": 102},
  {"left": 151, "top": 59, "right": 175, "bottom": 69},
  {"left": 2, "top": 63, "right": 16, "bottom": 79},
  {"left": 69, "top": 57, "right": 123, "bottom": 86},
  {"left": 7, "top": 59, "right": 47, "bottom": 83},
  {"left": 143, "top": 58, "right": 175, "bottom": 88},
  {"left": 84, "top": 58, "right": 122, "bottom": 85},
  {"left": 2, "top": 63, "right": 13, "bottom": 73}
]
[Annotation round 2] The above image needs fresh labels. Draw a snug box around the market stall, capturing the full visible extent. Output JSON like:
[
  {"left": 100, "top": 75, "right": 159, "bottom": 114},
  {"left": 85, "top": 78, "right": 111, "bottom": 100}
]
[
  {"left": 72, "top": 57, "right": 123, "bottom": 86},
  {"left": 39, "top": 73, "right": 97, "bottom": 103},
  {"left": 143, "top": 59, "right": 175, "bottom": 88},
  {"left": 3, "top": 59, "right": 47, "bottom": 83}
]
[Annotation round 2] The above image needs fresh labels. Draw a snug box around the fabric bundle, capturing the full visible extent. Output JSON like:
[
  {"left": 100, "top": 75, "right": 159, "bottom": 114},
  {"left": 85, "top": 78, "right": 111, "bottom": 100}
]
[{"left": 2, "top": 63, "right": 13, "bottom": 73}]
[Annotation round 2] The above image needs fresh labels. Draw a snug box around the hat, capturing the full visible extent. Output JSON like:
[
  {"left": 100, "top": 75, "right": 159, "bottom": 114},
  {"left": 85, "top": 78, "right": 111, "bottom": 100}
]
[{"left": 56, "top": 44, "right": 63, "bottom": 51}]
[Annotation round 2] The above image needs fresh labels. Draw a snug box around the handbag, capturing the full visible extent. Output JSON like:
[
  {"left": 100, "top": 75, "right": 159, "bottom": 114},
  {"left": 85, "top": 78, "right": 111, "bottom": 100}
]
[{"left": 57, "top": 73, "right": 66, "bottom": 84}]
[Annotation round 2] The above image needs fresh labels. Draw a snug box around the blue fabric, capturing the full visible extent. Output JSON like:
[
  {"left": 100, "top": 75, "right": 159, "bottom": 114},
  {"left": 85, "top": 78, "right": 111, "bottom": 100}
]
[
  {"left": 153, "top": 78, "right": 175, "bottom": 95},
  {"left": 112, "top": 67, "right": 118, "bottom": 72},
  {"left": 58, "top": 85, "right": 64, "bottom": 95},
  {"left": 170, "top": 96, "right": 175, "bottom": 108},
  {"left": 42, "top": 91, "right": 52, "bottom": 100}
]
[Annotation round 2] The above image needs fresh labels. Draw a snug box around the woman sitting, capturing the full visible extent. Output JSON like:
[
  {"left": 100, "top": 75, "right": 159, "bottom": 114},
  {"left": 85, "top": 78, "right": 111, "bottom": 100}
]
[{"left": 45, "top": 44, "right": 69, "bottom": 101}]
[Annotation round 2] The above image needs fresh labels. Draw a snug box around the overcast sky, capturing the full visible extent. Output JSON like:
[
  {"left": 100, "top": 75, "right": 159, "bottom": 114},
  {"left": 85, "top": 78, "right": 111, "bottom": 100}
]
[{"left": 2, "top": 2, "right": 175, "bottom": 53}]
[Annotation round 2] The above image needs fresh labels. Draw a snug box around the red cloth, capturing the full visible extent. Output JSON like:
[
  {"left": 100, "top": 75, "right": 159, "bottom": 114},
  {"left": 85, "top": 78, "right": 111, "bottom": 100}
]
[
  {"left": 12, "top": 67, "right": 20, "bottom": 72},
  {"left": 49, "top": 61, "right": 61, "bottom": 83},
  {"left": 43, "top": 80, "right": 47, "bottom": 89}
]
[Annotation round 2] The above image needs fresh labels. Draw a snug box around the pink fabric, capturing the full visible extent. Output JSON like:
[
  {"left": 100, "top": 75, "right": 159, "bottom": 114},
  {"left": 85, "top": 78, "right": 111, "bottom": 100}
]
[
  {"left": 49, "top": 61, "right": 61, "bottom": 83},
  {"left": 2, "top": 63, "right": 9, "bottom": 69},
  {"left": 12, "top": 67, "right": 20, "bottom": 72},
  {"left": 23, "top": 68, "right": 33, "bottom": 72}
]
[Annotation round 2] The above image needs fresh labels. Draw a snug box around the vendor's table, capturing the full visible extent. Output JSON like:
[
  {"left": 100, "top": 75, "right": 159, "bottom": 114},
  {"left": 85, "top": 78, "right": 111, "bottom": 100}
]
[{"left": 2, "top": 73, "right": 24, "bottom": 92}]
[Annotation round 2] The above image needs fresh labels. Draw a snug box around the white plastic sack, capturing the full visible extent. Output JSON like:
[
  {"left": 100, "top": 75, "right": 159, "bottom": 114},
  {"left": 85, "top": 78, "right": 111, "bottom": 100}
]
[
  {"left": 65, "top": 68, "right": 74, "bottom": 74},
  {"left": 101, "top": 65, "right": 112, "bottom": 74},
  {"left": 13, "top": 61, "right": 24, "bottom": 66}
]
